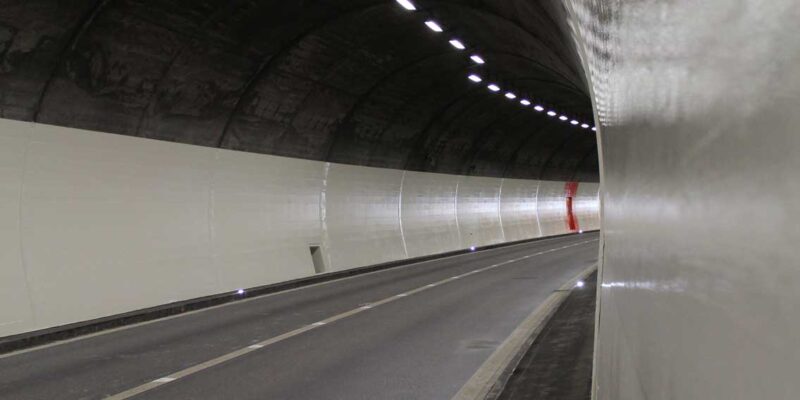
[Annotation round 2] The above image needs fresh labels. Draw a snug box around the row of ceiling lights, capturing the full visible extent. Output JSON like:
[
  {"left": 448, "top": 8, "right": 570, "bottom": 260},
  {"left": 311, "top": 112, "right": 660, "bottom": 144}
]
[{"left": 395, "top": 0, "right": 596, "bottom": 132}]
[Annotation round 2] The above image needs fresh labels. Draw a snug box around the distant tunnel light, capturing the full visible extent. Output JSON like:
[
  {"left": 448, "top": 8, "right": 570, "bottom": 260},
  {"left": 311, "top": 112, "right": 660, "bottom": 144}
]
[
  {"left": 470, "top": 246, "right": 477, "bottom": 252},
  {"left": 425, "top": 20, "right": 443, "bottom": 32},
  {"left": 559, "top": 115, "right": 568, "bottom": 121},
  {"left": 534, "top": 105, "right": 544, "bottom": 112},
  {"left": 547, "top": 110, "right": 557, "bottom": 116},
  {"left": 449, "top": 39, "right": 466, "bottom": 50},
  {"left": 504, "top": 92, "right": 517, "bottom": 99},
  {"left": 468, "top": 74, "right": 482, "bottom": 83},
  {"left": 395, "top": 0, "right": 416, "bottom": 10},
  {"left": 576, "top": 280, "right": 585, "bottom": 288},
  {"left": 236, "top": 288, "right": 245, "bottom": 295},
  {"left": 470, "top": 54, "right": 485, "bottom": 64},
  {"left": 570, "top": 120, "right": 579, "bottom": 125},
  {"left": 592, "top": 126, "right": 597, "bottom": 131},
  {"left": 520, "top": 99, "right": 531, "bottom": 106},
  {"left": 581, "top": 123, "right": 590, "bottom": 129},
  {"left": 487, "top": 83, "right": 501, "bottom": 92}
]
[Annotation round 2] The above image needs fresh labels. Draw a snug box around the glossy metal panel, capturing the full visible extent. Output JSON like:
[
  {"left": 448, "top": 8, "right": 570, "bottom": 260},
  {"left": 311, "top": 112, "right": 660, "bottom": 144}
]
[
  {"left": 0, "top": 118, "right": 599, "bottom": 337},
  {"left": 499, "top": 178, "right": 543, "bottom": 241},
  {"left": 400, "top": 171, "right": 461, "bottom": 258},
  {"left": 537, "top": 180, "right": 570, "bottom": 236},
  {"left": 456, "top": 176, "right": 506, "bottom": 248},
  {"left": 565, "top": 0, "right": 800, "bottom": 398},
  {"left": 324, "top": 164, "right": 407, "bottom": 271}
]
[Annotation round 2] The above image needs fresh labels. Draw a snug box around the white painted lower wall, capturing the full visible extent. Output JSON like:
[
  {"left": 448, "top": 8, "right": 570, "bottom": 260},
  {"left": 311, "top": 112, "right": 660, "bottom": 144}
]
[{"left": 0, "top": 118, "right": 599, "bottom": 338}]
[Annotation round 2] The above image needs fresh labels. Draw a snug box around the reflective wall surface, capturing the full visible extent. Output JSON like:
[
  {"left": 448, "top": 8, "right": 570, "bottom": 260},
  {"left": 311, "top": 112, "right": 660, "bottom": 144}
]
[
  {"left": 0, "top": 118, "right": 598, "bottom": 338},
  {"left": 566, "top": 0, "right": 800, "bottom": 398}
]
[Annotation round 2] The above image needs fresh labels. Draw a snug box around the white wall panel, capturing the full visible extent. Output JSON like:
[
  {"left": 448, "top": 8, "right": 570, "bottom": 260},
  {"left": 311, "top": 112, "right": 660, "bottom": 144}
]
[
  {"left": 0, "top": 118, "right": 598, "bottom": 338},
  {"left": 210, "top": 151, "right": 323, "bottom": 291},
  {"left": 574, "top": 183, "right": 600, "bottom": 231},
  {"left": 500, "top": 178, "right": 542, "bottom": 242},
  {"left": 0, "top": 123, "right": 35, "bottom": 337},
  {"left": 400, "top": 171, "right": 461, "bottom": 258},
  {"left": 20, "top": 124, "right": 216, "bottom": 331},
  {"left": 537, "top": 180, "right": 569, "bottom": 236},
  {"left": 456, "top": 176, "right": 505, "bottom": 248},
  {"left": 566, "top": 0, "right": 800, "bottom": 398},
  {"left": 324, "top": 164, "right": 406, "bottom": 271}
]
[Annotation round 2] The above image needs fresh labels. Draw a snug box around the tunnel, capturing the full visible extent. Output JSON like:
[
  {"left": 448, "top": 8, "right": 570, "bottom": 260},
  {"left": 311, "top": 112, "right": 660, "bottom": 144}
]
[{"left": 0, "top": 0, "right": 797, "bottom": 399}]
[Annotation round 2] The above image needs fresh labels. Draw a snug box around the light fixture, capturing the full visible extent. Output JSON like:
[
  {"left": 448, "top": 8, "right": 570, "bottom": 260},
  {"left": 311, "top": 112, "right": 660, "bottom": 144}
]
[
  {"left": 547, "top": 110, "right": 557, "bottom": 116},
  {"left": 520, "top": 99, "right": 531, "bottom": 106},
  {"left": 559, "top": 115, "right": 568, "bottom": 121},
  {"left": 470, "top": 54, "right": 485, "bottom": 64},
  {"left": 534, "top": 105, "right": 544, "bottom": 112},
  {"left": 576, "top": 280, "right": 585, "bottom": 288},
  {"left": 570, "top": 120, "right": 579, "bottom": 125},
  {"left": 592, "top": 126, "right": 597, "bottom": 131},
  {"left": 395, "top": 0, "right": 416, "bottom": 10},
  {"left": 487, "top": 84, "right": 500, "bottom": 92},
  {"left": 236, "top": 289, "right": 245, "bottom": 295},
  {"left": 581, "top": 123, "right": 590, "bottom": 129},
  {"left": 504, "top": 92, "right": 516, "bottom": 99},
  {"left": 425, "top": 20, "right": 443, "bottom": 32},
  {"left": 449, "top": 39, "right": 466, "bottom": 50},
  {"left": 468, "top": 74, "right": 482, "bottom": 83},
  {"left": 470, "top": 246, "right": 476, "bottom": 251}
]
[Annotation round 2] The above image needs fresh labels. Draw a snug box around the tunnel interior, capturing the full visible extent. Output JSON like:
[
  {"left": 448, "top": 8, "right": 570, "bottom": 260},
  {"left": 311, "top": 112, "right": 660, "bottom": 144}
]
[{"left": 0, "top": 0, "right": 597, "bottom": 181}]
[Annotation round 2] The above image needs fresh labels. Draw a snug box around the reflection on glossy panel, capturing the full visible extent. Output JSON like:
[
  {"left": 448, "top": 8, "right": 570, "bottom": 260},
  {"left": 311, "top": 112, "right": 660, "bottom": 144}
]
[
  {"left": 566, "top": 0, "right": 800, "bottom": 398},
  {"left": 0, "top": 118, "right": 599, "bottom": 337}
]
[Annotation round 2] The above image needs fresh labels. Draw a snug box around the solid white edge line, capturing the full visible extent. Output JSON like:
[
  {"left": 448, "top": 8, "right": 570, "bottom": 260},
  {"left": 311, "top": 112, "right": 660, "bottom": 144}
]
[{"left": 450, "top": 263, "right": 598, "bottom": 400}]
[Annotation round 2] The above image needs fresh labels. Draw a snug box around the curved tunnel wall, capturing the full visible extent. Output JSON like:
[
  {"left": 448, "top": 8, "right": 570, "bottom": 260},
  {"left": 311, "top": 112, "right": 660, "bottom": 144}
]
[
  {"left": 565, "top": 0, "right": 800, "bottom": 399},
  {"left": 0, "top": 118, "right": 599, "bottom": 338}
]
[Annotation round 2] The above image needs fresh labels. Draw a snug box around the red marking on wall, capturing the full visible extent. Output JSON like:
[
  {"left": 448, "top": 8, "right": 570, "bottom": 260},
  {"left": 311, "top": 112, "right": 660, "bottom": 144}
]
[{"left": 564, "top": 181, "right": 580, "bottom": 232}]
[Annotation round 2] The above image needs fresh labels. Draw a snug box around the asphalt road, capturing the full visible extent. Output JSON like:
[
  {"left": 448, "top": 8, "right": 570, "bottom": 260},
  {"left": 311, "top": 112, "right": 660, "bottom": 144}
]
[{"left": 0, "top": 232, "right": 598, "bottom": 400}]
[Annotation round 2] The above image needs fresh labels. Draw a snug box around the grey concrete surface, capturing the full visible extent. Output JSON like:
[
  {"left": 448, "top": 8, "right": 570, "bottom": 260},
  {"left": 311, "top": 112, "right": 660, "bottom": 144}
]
[
  {"left": 498, "top": 272, "right": 596, "bottom": 400},
  {"left": 0, "top": 233, "right": 597, "bottom": 400}
]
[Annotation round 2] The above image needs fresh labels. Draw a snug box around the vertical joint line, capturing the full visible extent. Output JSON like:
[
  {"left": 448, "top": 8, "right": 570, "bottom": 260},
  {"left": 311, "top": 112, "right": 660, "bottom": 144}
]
[
  {"left": 498, "top": 178, "right": 506, "bottom": 242},
  {"left": 398, "top": 171, "right": 409, "bottom": 258}
]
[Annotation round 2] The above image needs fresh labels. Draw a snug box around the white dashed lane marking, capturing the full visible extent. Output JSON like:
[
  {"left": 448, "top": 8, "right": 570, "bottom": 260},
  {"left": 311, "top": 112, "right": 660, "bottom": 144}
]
[{"left": 105, "top": 238, "right": 598, "bottom": 400}]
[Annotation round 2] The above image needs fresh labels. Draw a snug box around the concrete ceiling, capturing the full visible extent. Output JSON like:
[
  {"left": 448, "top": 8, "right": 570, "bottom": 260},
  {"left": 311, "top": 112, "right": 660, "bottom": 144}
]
[{"left": 0, "top": 0, "right": 598, "bottom": 181}]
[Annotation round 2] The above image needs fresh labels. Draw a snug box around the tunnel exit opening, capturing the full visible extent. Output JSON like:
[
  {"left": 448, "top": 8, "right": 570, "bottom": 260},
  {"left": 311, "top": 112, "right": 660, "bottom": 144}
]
[{"left": 309, "top": 245, "right": 326, "bottom": 273}]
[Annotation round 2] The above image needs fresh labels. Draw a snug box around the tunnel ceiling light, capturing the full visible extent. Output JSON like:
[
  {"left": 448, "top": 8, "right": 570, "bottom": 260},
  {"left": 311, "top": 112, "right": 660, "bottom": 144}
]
[
  {"left": 398, "top": 6, "right": 581, "bottom": 131},
  {"left": 576, "top": 280, "right": 585, "bottom": 288},
  {"left": 425, "top": 20, "right": 443, "bottom": 32},
  {"left": 449, "top": 39, "right": 466, "bottom": 50},
  {"left": 592, "top": 126, "right": 597, "bottom": 131},
  {"left": 395, "top": 0, "right": 417, "bottom": 11}
]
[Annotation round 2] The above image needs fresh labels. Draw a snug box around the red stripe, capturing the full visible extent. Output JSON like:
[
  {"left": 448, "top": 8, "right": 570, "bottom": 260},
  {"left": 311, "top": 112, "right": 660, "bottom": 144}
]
[{"left": 564, "top": 182, "right": 580, "bottom": 232}]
